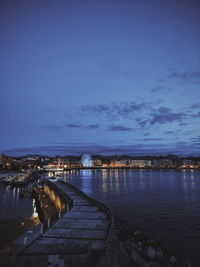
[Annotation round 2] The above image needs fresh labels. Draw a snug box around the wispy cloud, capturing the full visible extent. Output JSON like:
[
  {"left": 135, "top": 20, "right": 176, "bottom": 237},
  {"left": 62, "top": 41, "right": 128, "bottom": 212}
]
[
  {"left": 66, "top": 123, "right": 82, "bottom": 128},
  {"left": 80, "top": 101, "right": 147, "bottom": 120},
  {"left": 165, "top": 131, "right": 174, "bottom": 134},
  {"left": 138, "top": 107, "right": 186, "bottom": 127},
  {"left": 108, "top": 125, "right": 133, "bottom": 131},
  {"left": 179, "top": 122, "right": 188, "bottom": 126},
  {"left": 86, "top": 124, "right": 99, "bottom": 129},
  {"left": 168, "top": 69, "right": 200, "bottom": 82},
  {"left": 190, "top": 136, "right": 200, "bottom": 142},
  {"left": 150, "top": 86, "right": 172, "bottom": 93},
  {"left": 143, "top": 138, "right": 163, "bottom": 141},
  {"left": 192, "top": 112, "right": 200, "bottom": 118},
  {"left": 190, "top": 103, "right": 200, "bottom": 109},
  {"left": 42, "top": 123, "right": 100, "bottom": 131}
]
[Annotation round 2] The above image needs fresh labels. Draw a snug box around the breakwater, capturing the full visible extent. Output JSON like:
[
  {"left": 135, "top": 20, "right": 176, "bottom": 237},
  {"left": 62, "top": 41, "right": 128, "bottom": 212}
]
[
  {"left": 10, "top": 178, "right": 187, "bottom": 266},
  {"left": 10, "top": 180, "right": 115, "bottom": 267}
]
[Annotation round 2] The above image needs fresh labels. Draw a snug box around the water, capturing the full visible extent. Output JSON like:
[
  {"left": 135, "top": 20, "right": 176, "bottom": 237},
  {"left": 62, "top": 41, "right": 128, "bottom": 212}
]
[
  {"left": 0, "top": 183, "right": 39, "bottom": 220},
  {"left": 60, "top": 169, "right": 200, "bottom": 266},
  {"left": 0, "top": 180, "right": 40, "bottom": 265}
]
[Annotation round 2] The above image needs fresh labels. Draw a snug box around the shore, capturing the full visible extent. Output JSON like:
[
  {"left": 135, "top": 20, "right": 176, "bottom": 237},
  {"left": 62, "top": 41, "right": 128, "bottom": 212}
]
[{"left": 114, "top": 218, "right": 192, "bottom": 267}]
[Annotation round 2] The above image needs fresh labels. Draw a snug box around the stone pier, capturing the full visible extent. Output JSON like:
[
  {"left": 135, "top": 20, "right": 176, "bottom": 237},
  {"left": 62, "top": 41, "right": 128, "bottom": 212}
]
[{"left": 11, "top": 180, "right": 115, "bottom": 267}]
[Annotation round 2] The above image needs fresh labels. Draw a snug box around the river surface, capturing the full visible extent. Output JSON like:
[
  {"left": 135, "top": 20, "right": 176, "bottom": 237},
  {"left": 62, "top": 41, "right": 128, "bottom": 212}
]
[{"left": 60, "top": 169, "right": 200, "bottom": 266}]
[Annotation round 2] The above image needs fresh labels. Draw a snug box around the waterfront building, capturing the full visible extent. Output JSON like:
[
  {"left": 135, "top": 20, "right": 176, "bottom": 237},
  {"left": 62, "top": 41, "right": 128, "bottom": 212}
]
[
  {"left": 152, "top": 159, "right": 174, "bottom": 168},
  {"left": 110, "top": 160, "right": 126, "bottom": 167},
  {"left": 0, "top": 153, "right": 4, "bottom": 165},
  {"left": 81, "top": 154, "right": 93, "bottom": 167},
  {"left": 181, "top": 159, "right": 195, "bottom": 168},
  {"left": 0, "top": 154, "right": 13, "bottom": 168},
  {"left": 93, "top": 159, "right": 102, "bottom": 167},
  {"left": 128, "top": 159, "right": 151, "bottom": 168}
]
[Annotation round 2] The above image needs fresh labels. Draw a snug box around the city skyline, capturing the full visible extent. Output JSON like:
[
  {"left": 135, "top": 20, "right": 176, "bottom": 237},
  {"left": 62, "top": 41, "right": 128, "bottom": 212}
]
[{"left": 1, "top": 0, "right": 200, "bottom": 156}]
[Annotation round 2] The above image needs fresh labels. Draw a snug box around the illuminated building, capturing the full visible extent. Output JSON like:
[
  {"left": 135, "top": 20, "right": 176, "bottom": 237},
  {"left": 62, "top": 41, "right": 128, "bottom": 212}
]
[{"left": 81, "top": 154, "right": 93, "bottom": 167}]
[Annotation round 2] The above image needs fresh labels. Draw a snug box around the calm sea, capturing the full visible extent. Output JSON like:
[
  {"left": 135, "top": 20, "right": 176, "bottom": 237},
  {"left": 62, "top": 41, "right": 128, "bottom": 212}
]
[{"left": 61, "top": 169, "right": 200, "bottom": 266}]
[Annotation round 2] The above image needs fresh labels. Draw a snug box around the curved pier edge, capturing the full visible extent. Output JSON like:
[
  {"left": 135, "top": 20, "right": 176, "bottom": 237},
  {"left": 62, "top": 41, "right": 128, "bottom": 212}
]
[
  {"left": 59, "top": 180, "right": 116, "bottom": 248},
  {"left": 10, "top": 179, "right": 117, "bottom": 267}
]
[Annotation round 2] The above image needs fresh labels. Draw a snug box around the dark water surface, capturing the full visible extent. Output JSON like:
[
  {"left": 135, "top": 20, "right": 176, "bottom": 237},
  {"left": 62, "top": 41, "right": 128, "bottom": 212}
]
[
  {"left": 61, "top": 169, "right": 200, "bottom": 266},
  {"left": 0, "top": 182, "right": 40, "bottom": 265}
]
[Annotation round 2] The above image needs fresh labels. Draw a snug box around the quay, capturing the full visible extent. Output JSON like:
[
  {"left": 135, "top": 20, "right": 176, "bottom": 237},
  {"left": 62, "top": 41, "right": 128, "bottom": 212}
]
[
  {"left": 0, "top": 170, "right": 39, "bottom": 186},
  {"left": 11, "top": 180, "right": 115, "bottom": 267}
]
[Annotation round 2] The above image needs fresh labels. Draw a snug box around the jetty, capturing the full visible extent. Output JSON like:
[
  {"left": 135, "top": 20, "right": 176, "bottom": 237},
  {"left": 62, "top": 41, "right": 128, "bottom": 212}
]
[{"left": 11, "top": 180, "right": 115, "bottom": 267}]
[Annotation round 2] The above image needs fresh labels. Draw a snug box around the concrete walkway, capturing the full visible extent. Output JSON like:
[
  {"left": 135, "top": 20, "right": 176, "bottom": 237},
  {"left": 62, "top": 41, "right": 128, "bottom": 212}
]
[{"left": 11, "top": 181, "right": 112, "bottom": 267}]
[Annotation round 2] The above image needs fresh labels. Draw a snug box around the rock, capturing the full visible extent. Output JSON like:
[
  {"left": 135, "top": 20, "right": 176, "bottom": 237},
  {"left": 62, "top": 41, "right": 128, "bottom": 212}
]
[
  {"left": 170, "top": 255, "right": 177, "bottom": 264},
  {"left": 147, "top": 239, "right": 156, "bottom": 246},
  {"left": 116, "top": 247, "right": 135, "bottom": 267},
  {"left": 134, "top": 231, "right": 140, "bottom": 236},
  {"left": 149, "top": 261, "right": 161, "bottom": 267},
  {"left": 130, "top": 241, "right": 138, "bottom": 249},
  {"left": 131, "top": 250, "right": 150, "bottom": 266},
  {"left": 147, "top": 246, "right": 156, "bottom": 259},
  {"left": 156, "top": 248, "right": 164, "bottom": 260}
]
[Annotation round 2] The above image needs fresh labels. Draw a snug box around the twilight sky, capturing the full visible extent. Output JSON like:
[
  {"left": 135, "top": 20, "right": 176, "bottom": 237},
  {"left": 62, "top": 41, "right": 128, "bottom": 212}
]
[{"left": 1, "top": 0, "right": 200, "bottom": 156}]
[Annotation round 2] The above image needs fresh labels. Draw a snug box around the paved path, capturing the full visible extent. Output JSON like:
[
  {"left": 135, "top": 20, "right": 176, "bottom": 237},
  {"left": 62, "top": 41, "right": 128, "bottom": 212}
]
[{"left": 11, "top": 181, "right": 112, "bottom": 267}]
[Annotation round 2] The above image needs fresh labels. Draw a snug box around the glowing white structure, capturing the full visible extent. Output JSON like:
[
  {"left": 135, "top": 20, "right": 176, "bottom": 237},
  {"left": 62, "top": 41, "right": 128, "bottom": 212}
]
[{"left": 81, "top": 154, "right": 93, "bottom": 167}]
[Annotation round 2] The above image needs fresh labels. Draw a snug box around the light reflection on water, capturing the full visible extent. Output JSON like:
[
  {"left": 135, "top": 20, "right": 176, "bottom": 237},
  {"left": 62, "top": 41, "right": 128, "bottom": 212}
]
[
  {"left": 0, "top": 178, "right": 42, "bottom": 220},
  {"left": 61, "top": 169, "right": 200, "bottom": 266}
]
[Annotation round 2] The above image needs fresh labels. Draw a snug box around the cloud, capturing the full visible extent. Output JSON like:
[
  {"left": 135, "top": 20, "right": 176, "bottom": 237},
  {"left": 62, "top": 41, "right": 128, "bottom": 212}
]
[
  {"left": 168, "top": 69, "right": 200, "bottom": 82},
  {"left": 192, "top": 112, "right": 200, "bottom": 118},
  {"left": 65, "top": 124, "right": 82, "bottom": 128},
  {"left": 108, "top": 125, "right": 133, "bottom": 131},
  {"left": 165, "top": 131, "right": 174, "bottom": 134},
  {"left": 86, "top": 124, "right": 99, "bottom": 129},
  {"left": 80, "top": 101, "right": 147, "bottom": 120},
  {"left": 42, "top": 123, "right": 100, "bottom": 131},
  {"left": 138, "top": 107, "right": 186, "bottom": 127},
  {"left": 190, "top": 103, "right": 200, "bottom": 109},
  {"left": 66, "top": 123, "right": 100, "bottom": 129},
  {"left": 190, "top": 136, "right": 200, "bottom": 142},
  {"left": 143, "top": 138, "right": 163, "bottom": 141},
  {"left": 150, "top": 86, "right": 172, "bottom": 93},
  {"left": 179, "top": 122, "right": 188, "bottom": 126}
]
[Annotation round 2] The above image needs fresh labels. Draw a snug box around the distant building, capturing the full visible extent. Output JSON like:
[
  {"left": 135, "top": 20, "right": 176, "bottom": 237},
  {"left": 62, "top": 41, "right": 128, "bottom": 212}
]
[
  {"left": 128, "top": 160, "right": 151, "bottom": 168},
  {"left": 93, "top": 159, "right": 102, "bottom": 167},
  {"left": 0, "top": 154, "right": 5, "bottom": 166},
  {"left": 81, "top": 154, "right": 93, "bottom": 167},
  {"left": 110, "top": 160, "right": 125, "bottom": 167},
  {"left": 0, "top": 154, "right": 13, "bottom": 168},
  {"left": 152, "top": 159, "right": 174, "bottom": 168},
  {"left": 180, "top": 159, "right": 195, "bottom": 168}
]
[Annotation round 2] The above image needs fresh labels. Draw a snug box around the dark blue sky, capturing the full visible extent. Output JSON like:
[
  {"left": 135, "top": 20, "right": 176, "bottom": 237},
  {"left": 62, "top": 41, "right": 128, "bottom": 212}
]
[{"left": 1, "top": 0, "right": 200, "bottom": 156}]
